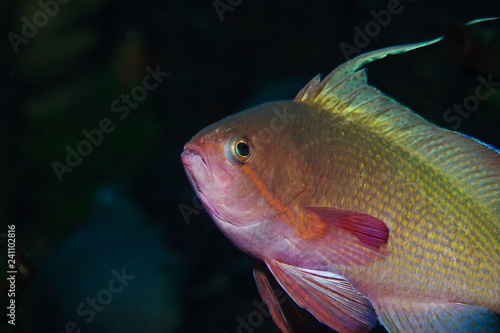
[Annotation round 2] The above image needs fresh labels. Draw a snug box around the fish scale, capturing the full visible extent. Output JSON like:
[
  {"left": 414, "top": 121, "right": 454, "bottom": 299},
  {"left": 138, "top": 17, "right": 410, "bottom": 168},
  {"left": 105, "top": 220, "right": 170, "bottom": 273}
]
[
  {"left": 300, "top": 98, "right": 499, "bottom": 328},
  {"left": 264, "top": 91, "right": 498, "bottom": 315},
  {"left": 305, "top": 117, "right": 500, "bottom": 310},
  {"left": 302, "top": 101, "right": 500, "bottom": 326},
  {"left": 182, "top": 23, "right": 500, "bottom": 332}
]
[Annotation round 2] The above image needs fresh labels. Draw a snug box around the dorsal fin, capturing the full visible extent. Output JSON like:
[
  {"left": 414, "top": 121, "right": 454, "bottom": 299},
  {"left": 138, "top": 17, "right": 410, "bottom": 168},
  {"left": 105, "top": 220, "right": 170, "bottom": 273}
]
[
  {"left": 295, "top": 31, "right": 500, "bottom": 219},
  {"left": 294, "top": 38, "right": 442, "bottom": 103}
]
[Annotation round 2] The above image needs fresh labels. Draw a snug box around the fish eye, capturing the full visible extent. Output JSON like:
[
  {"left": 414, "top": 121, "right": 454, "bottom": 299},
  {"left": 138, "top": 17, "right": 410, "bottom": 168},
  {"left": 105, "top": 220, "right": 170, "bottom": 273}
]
[
  {"left": 236, "top": 141, "right": 250, "bottom": 158},
  {"left": 225, "top": 136, "right": 253, "bottom": 165}
]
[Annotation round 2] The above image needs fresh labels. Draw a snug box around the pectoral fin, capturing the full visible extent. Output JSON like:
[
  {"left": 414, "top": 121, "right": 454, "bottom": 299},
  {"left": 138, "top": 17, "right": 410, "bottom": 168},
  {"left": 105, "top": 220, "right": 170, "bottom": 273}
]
[
  {"left": 373, "top": 299, "right": 500, "bottom": 333},
  {"left": 305, "top": 207, "right": 389, "bottom": 247},
  {"left": 253, "top": 261, "right": 332, "bottom": 333},
  {"left": 296, "top": 207, "right": 389, "bottom": 266},
  {"left": 265, "top": 259, "right": 377, "bottom": 333}
]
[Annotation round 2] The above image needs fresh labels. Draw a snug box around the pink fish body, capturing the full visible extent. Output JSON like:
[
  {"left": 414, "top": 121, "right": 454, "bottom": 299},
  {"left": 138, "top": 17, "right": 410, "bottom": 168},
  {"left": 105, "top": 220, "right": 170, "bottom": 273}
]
[{"left": 181, "top": 34, "right": 500, "bottom": 332}]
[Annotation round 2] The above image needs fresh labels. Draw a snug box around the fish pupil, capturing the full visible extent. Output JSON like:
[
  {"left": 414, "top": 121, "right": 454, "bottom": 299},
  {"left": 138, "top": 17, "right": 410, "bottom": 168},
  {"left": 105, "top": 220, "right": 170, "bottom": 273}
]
[{"left": 236, "top": 141, "right": 250, "bottom": 157}]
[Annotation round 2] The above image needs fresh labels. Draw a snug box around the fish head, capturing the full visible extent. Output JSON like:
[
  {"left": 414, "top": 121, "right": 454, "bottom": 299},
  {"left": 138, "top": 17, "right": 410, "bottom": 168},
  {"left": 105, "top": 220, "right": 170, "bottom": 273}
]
[{"left": 181, "top": 101, "right": 306, "bottom": 230}]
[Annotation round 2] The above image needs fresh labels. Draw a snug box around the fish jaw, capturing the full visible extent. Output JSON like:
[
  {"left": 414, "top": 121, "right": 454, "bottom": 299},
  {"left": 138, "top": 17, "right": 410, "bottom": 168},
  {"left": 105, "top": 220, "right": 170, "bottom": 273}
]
[
  {"left": 181, "top": 140, "right": 317, "bottom": 263},
  {"left": 181, "top": 140, "right": 232, "bottom": 223},
  {"left": 182, "top": 144, "right": 299, "bottom": 259},
  {"left": 181, "top": 134, "right": 279, "bottom": 228},
  {"left": 181, "top": 142, "right": 207, "bottom": 197}
]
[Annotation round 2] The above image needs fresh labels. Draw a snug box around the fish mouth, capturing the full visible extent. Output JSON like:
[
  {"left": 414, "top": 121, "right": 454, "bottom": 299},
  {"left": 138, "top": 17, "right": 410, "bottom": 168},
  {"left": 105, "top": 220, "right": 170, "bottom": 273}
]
[
  {"left": 181, "top": 142, "right": 210, "bottom": 201},
  {"left": 181, "top": 142, "right": 229, "bottom": 223},
  {"left": 181, "top": 143, "right": 206, "bottom": 192},
  {"left": 181, "top": 143, "right": 268, "bottom": 229}
]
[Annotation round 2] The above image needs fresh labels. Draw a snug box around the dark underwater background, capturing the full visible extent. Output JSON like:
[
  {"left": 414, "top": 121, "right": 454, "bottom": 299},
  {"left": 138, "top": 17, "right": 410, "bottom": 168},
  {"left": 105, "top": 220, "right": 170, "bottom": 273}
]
[{"left": 1, "top": 0, "right": 499, "bottom": 332}]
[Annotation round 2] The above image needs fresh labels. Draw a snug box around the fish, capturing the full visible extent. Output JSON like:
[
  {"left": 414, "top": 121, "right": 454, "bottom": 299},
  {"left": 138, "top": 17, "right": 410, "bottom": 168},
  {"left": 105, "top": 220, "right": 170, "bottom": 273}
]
[{"left": 181, "top": 25, "right": 500, "bottom": 333}]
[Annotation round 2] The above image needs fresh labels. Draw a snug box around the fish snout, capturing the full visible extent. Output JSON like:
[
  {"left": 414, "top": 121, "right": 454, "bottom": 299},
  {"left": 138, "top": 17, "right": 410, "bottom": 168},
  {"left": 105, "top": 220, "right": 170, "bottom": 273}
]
[
  {"left": 181, "top": 139, "right": 211, "bottom": 196},
  {"left": 181, "top": 138, "right": 209, "bottom": 169}
]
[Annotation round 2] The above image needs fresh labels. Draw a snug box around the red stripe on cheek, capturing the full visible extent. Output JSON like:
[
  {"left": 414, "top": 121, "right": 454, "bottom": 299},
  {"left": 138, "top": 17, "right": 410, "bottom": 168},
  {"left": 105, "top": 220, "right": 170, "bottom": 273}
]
[
  {"left": 241, "top": 165, "right": 285, "bottom": 213},
  {"left": 241, "top": 166, "right": 325, "bottom": 239}
]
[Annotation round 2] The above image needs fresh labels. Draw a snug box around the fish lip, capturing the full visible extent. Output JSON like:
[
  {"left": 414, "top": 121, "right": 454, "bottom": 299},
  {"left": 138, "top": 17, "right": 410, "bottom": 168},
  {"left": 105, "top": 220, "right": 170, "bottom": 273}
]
[
  {"left": 181, "top": 141, "right": 262, "bottom": 228},
  {"left": 181, "top": 142, "right": 229, "bottom": 224},
  {"left": 182, "top": 141, "right": 208, "bottom": 165},
  {"left": 181, "top": 142, "right": 208, "bottom": 198}
]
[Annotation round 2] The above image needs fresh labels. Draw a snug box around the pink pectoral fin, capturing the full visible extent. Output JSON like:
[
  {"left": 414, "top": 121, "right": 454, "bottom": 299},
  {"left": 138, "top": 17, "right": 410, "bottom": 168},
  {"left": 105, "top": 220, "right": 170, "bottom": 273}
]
[
  {"left": 305, "top": 207, "right": 389, "bottom": 247},
  {"left": 253, "top": 261, "right": 333, "bottom": 333},
  {"left": 266, "top": 259, "right": 378, "bottom": 333}
]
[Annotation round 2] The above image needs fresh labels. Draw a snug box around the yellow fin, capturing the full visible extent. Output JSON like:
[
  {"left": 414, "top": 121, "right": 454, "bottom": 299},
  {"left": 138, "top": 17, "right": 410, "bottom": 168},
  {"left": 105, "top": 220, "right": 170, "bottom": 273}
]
[
  {"left": 295, "top": 24, "right": 500, "bottom": 219},
  {"left": 294, "top": 37, "right": 441, "bottom": 104}
]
